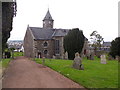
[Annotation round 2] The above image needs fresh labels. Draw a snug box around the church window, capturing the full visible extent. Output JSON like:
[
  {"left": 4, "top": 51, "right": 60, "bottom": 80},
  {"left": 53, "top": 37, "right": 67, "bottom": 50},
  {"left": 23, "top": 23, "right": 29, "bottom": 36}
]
[
  {"left": 44, "top": 42, "right": 48, "bottom": 47},
  {"left": 44, "top": 50, "right": 48, "bottom": 54},
  {"left": 55, "top": 40, "right": 60, "bottom": 54}
]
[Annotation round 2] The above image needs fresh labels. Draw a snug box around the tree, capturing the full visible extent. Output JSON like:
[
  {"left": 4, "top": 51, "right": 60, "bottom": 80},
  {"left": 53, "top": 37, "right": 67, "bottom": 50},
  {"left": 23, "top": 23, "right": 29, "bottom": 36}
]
[
  {"left": 90, "top": 31, "right": 104, "bottom": 55},
  {"left": 2, "top": 1, "right": 17, "bottom": 52},
  {"left": 109, "top": 37, "right": 120, "bottom": 58},
  {"left": 63, "top": 28, "right": 85, "bottom": 60}
]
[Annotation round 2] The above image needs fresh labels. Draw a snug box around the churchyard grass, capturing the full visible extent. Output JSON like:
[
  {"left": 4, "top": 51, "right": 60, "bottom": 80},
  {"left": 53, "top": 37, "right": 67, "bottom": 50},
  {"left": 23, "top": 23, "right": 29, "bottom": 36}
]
[
  {"left": 35, "top": 57, "right": 118, "bottom": 88},
  {"left": 14, "top": 51, "right": 23, "bottom": 57},
  {"left": 0, "top": 59, "right": 11, "bottom": 68}
]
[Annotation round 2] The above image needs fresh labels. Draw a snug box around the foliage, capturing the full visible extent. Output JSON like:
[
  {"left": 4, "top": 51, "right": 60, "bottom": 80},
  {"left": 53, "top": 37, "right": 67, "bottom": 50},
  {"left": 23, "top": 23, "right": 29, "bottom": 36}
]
[
  {"left": 4, "top": 52, "right": 11, "bottom": 58},
  {"left": 109, "top": 37, "right": 120, "bottom": 58},
  {"left": 90, "top": 31, "right": 104, "bottom": 53},
  {"left": 63, "top": 28, "right": 85, "bottom": 60},
  {"left": 2, "top": 1, "right": 17, "bottom": 52},
  {"left": 35, "top": 58, "right": 118, "bottom": 88}
]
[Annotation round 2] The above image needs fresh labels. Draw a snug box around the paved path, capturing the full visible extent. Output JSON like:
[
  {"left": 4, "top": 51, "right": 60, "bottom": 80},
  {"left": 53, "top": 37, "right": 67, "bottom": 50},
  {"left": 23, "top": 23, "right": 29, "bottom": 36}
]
[{"left": 2, "top": 56, "right": 85, "bottom": 88}]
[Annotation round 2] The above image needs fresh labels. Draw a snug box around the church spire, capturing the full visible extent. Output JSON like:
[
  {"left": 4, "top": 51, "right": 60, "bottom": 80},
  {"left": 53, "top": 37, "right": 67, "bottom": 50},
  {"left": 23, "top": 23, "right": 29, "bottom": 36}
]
[
  {"left": 43, "top": 9, "right": 54, "bottom": 29},
  {"left": 43, "top": 9, "right": 53, "bottom": 21}
]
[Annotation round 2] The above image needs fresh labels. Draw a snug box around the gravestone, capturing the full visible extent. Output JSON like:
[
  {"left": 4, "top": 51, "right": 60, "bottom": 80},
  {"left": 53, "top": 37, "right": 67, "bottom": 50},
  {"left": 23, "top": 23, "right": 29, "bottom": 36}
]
[
  {"left": 108, "top": 55, "right": 114, "bottom": 60},
  {"left": 64, "top": 52, "right": 68, "bottom": 60},
  {"left": 100, "top": 54, "right": 107, "bottom": 64},
  {"left": 87, "top": 50, "right": 94, "bottom": 60},
  {"left": 115, "top": 56, "right": 120, "bottom": 62},
  {"left": 90, "top": 50, "right": 94, "bottom": 60},
  {"left": 38, "top": 54, "right": 41, "bottom": 58},
  {"left": 52, "top": 55, "right": 55, "bottom": 59},
  {"left": 73, "top": 52, "right": 84, "bottom": 70},
  {"left": 42, "top": 57, "right": 45, "bottom": 65}
]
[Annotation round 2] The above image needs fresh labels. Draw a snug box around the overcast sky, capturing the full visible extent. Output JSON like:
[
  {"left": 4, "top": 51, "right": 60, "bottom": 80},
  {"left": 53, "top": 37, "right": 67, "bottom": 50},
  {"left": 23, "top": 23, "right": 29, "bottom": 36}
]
[{"left": 9, "top": 0, "right": 119, "bottom": 42}]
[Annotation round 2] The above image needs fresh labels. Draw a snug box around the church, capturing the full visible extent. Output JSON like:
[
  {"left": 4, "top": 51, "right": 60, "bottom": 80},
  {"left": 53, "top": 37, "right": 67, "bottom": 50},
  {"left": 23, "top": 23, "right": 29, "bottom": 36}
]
[{"left": 24, "top": 9, "right": 88, "bottom": 59}]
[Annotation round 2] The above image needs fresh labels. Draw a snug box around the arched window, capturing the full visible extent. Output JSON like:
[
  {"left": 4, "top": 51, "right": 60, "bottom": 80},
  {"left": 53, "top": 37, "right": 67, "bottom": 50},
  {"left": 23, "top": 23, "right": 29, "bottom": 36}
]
[
  {"left": 44, "top": 50, "right": 48, "bottom": 54},
  {"left": 44, "top": 42, "right": 48, "bottom": 47}
]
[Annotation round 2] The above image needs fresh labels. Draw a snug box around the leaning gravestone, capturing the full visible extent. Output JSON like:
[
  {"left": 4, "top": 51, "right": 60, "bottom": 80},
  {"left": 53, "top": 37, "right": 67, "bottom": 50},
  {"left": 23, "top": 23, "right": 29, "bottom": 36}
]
[
  {"left": 64, "top": 52, "right": 68, "bottom": 60},
  {"left": 73, "top": 52, "right": 84, "bottom": 70},
  {"left": 100, "top": 54, "right": 107, "bottom": 64}
]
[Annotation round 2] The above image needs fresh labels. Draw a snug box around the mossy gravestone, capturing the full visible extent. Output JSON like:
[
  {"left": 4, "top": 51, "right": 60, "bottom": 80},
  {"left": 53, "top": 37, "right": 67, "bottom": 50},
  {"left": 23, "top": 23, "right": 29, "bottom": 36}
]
[{"left": 73, "top": 52, "right": 84, "bottom": 70}]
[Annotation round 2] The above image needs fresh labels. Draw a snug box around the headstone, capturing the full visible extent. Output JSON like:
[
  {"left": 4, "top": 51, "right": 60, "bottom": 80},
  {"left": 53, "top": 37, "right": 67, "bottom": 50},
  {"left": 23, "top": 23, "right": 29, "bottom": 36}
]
[
  {"left": 38, "top": 54, "right": 41, "bottom": 58},
  {"left": 52, "top": 55, "right": 55, "bottom": 59},
  {"left": 64, "top": 52, "right": 68, "bottom": 60},
  {"left": 90, "top": 50, "right": 94, "bottom": 60},
  {"left": 115, "top": 56, "right": 120, "bottom": 60},
  {"left": 100, "top": 54, "right": 107, "bottom": 64},
  {"left": 73, "top": 52, "right": 84, "bottom": 70},
  {"left": 108, "top": 55, "right": 114, "bottom": 60},
  {"left": 42, "top": 57, "right": 45, "bottom": 65}
]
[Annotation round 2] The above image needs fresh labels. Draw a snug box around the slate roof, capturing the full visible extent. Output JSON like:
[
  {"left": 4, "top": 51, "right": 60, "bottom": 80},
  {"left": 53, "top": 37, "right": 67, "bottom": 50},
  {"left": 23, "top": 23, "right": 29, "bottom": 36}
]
[
  {"left": 43, "top": 9, "right": 53, "bottom": 21},
  {"left": 29, "top": 27, "right": 69, "bottom": 40},
  {"left": 102, "top": 42, "right": 111, "bottom": 47}
]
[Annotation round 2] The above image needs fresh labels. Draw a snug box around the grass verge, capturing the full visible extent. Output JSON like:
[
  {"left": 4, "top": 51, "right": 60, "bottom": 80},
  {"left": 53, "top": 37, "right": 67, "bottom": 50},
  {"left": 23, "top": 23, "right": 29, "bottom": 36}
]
[{"left": 35, "top": 58, "right": 118, "bottom": 88}]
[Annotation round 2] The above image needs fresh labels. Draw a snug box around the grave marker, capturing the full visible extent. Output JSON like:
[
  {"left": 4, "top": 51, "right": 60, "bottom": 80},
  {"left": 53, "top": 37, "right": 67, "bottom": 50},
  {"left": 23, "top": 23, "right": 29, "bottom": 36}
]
[
  {"left": 73, "top": 52, "right": 84, "bottom": 70},
  {"left": 100, "top": 54, "right": 107, "bottom": 64}
]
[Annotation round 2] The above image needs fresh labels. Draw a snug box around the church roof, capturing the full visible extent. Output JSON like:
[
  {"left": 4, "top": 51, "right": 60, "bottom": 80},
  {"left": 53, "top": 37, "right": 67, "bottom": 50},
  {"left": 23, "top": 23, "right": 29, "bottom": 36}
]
[
  {"left": 29, "top": 27, "right": 69, "bottom": 40},
  {"left": 43, "top": 9, "right": 53, "bottom": 21}
]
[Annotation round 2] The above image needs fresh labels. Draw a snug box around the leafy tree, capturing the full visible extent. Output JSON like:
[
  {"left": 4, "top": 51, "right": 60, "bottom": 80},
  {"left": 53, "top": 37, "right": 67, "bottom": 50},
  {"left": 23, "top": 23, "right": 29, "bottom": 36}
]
[
  {"left": 2, "top": 1, "right": 17, "bottom": 52},
  {"left": 63, "top": 28, "right": 85, "bottom": 60},
  {"left": 90, "top": 31, "right": 104, "bottom": 54},
  {"left": 109, "top": 37, "right": 120, "bottom": 58},
  {"left": 9, "top": 47, "right": 15, "bottom": 58}
]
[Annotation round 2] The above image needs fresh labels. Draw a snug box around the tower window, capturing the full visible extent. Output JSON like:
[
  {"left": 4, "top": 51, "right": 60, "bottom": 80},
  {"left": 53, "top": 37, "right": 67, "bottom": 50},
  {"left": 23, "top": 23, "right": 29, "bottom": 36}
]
[
  {"left": 44, "top": 42, "right": 48, "bottom": 47},
  {"left": 44, "top": 50, "right": 48, "bottom": 54}
]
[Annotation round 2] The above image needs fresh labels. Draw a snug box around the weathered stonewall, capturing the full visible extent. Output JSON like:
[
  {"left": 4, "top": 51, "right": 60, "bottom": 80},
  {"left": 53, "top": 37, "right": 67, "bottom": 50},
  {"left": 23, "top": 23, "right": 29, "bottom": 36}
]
[
  {"left": 100, "top": 54, "right": 107, "bottom": 64},
  {"left": 73, "top": 52, "right": 84, "bottom": 70}
]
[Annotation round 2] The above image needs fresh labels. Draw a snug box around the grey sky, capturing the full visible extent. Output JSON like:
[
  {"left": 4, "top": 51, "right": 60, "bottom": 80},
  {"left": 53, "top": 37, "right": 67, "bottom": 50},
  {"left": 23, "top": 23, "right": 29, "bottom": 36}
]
[{"left": 9, "top": 0, "right": 119, "bottom": 42}]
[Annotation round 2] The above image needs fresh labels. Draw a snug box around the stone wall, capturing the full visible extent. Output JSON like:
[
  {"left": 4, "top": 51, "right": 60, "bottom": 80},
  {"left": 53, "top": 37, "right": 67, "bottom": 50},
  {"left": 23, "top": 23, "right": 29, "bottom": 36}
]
[
  {"left": 24, "top": 29, "right": 35, "bottom": 58},
  {"left": 35, "top": 40, "right": 54, "bottom": 58}
]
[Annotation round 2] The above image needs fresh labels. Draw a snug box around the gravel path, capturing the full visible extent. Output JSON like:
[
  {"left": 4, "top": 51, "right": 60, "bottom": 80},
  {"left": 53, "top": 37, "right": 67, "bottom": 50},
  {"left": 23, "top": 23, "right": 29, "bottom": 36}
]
[{"left": 2, "top": 56, "right": 85, "bottom": 88}]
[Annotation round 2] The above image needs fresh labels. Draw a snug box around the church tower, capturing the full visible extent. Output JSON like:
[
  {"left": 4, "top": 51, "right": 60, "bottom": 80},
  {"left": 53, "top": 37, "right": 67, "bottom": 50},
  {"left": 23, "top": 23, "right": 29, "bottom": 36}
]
[{"left": 43, "top": 9, "right": 54, "bottom": 29}]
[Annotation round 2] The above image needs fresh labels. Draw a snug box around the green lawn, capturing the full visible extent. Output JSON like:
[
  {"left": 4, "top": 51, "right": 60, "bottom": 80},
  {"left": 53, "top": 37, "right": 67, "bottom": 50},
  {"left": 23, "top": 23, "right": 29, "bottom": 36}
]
[
  {"left": 35, "top": 57, "right": 118, "bottom": 88},
  {"left": 0, "top": 52, "right": 23, "bottom": 68},
  {"left": 0, "top": 58, "right": 11, "bottom": 68},
  {"left": 13, "top": 52, "right": 23, "bottom": 57}
]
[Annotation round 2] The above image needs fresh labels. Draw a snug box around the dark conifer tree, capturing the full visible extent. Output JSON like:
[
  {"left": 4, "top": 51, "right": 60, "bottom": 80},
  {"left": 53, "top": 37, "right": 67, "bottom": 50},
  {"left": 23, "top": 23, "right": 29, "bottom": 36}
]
[
  {"left": 109, "top": 37, "right": 120, "bottom": 58},
  {"left": 63, "top": 28, "right": 85, "bottom": 60}
]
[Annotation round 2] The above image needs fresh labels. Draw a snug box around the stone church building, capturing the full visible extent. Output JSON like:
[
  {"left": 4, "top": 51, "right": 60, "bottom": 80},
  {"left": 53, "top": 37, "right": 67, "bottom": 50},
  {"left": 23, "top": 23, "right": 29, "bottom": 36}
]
[{"left": 24, "top": 9, "right": 88, "bottom": 59}]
